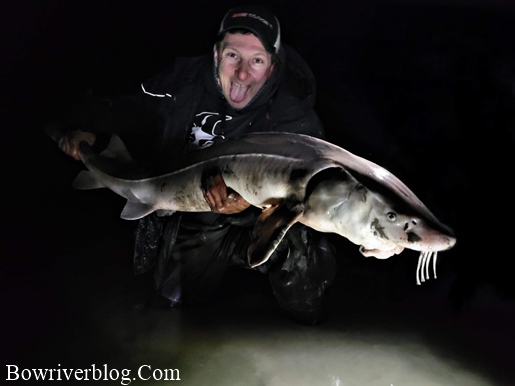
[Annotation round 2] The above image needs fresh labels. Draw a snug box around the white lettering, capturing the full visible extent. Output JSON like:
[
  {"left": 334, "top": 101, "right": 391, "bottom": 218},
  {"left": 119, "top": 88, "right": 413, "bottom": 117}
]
[
  {"left": 138, "top": 365, "right": 151, "bottom": 380},
  {"left": 153, "top": 368, "right": 163, "bottom": 381},
  {"left": 164, "top": 368, "right": 181, "bottom": 381},
  {"left": 6, "top": 364, "right": 179, "bottom": 383},
  {"left": 62, "top": 367, "right": 73, "bottom": 380},
  {"left": 21, "top": 369, "right": 31, "bottom": 381},
  {"left": 91, "top": 364, "right": 103, "bottom": 381},
  {"left": 120, "top": 369, "right": 131, "bottom": 386},
  {"left": 109, "top": 368, "right": 119, "bottom": 380},
  {"left": 32, "top": 368, "right": 49, "bottom": 380},
  {"left": 103, "top": 364, "right": 109, "bottom": 381},
  {"left": 6, "top": 365, "right": 19, "bottom": 380}
]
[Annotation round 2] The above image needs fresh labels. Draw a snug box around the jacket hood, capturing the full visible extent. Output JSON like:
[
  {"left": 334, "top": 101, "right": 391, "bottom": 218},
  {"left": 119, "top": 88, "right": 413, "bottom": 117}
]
[{"left": 204, "top": 44, "right": 315, "bottom": 115}]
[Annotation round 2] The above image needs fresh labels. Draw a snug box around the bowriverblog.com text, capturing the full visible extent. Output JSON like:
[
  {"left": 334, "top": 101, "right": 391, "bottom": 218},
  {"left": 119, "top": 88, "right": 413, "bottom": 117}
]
[{"left": 6, "top": 364, "right": 180, "bottom": 384}]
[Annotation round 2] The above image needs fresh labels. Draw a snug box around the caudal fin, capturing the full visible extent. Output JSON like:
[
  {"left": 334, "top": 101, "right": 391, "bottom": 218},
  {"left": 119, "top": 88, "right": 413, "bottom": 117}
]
[
  {"left": 98, "top": 135, "right": 134, "bottom": 163},
  {"left": 72, "top": 170, "right": 106, "bottom": 190}
]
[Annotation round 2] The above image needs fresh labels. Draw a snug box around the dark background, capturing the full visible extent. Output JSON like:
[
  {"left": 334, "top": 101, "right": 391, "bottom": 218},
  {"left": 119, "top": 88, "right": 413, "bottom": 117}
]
[{"left": 2, "top": 0, "right": 515, "bottom": 384}]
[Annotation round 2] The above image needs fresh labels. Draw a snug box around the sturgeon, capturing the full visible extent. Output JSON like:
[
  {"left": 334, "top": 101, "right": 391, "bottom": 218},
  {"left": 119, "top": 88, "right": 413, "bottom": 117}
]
[{"left": 54, "top": 131, "right": 456, "bottom": 284}]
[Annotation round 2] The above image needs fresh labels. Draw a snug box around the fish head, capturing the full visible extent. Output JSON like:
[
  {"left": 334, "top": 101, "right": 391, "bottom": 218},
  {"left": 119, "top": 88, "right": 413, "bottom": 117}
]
[
  {"left": 301, "top": 166, "right": 456, "bottom": 285},
  {"left": 359, "top": 191, "right": 457, "bottom": 259},
  {"left": 359, "top": 190, "right": 457, "bottom": 285}
]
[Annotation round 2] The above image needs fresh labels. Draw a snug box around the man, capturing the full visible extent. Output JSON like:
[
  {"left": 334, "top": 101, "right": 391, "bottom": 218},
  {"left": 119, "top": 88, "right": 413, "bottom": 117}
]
[{"left": 52, "top": 4, "right": 336, "bottom": 324}]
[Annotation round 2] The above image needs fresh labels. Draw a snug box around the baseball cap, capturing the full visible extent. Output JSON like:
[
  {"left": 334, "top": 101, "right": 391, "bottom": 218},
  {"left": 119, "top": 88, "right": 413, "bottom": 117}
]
[{"left": 218, "top": 4, "right": 281, "bottom": 55}]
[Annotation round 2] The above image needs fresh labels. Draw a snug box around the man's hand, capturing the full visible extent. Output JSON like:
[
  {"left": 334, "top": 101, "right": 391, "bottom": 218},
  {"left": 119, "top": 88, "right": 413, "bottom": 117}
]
[
  {"left": 202, "top": 173, "right": 251, "bottom": 214},
  {"left": 58, "top": 129, "right": 96, "bottom": 160}
]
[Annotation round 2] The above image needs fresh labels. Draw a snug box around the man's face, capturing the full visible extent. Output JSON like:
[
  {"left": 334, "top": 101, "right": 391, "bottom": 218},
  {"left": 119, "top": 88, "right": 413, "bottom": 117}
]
[{"left": 214, "top": 32, "right": 275, "bottom": 109}]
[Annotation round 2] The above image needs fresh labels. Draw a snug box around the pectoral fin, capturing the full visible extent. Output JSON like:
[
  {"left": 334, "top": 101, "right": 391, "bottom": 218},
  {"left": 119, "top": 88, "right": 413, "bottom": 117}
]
[
  {"left": 121, "top": 201, "right": 156, "bottom": 220},
  {"left": 248, "top": 201, "right": 304, "bottom": 268}
]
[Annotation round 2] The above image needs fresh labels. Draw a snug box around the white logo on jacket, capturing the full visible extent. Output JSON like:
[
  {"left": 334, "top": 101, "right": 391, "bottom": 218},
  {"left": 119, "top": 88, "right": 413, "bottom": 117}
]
[{"left": 189, "top": 112, "right": 232, "bottom": 149}]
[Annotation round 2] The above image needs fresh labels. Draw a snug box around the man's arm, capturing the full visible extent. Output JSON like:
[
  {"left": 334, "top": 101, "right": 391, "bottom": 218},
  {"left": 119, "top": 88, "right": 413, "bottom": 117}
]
[
  {"left": 47, "top": 86, "right": 163, "bottom": 160},
  {"left": 56, "top": 129, "right": 97, "bottom": 160},
  {"left": 201, "top": 173, "right": 250, "bottom": 214}
]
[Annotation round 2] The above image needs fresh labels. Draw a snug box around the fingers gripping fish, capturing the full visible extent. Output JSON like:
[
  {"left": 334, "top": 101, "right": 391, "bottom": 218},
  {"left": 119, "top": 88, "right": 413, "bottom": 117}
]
[{"left": 49, "top": 131, "right": 457, "bottom": 284}]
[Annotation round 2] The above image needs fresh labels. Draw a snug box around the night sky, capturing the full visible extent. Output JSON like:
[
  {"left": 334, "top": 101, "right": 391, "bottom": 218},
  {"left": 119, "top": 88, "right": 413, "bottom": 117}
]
[{"left": 2, "top": 1, "right": 515, "bottom": 384}]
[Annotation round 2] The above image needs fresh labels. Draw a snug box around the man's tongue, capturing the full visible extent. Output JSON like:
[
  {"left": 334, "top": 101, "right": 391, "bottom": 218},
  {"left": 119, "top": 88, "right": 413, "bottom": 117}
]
[{"left": 230, "top": 83, "right": 249, "bottom": 103}]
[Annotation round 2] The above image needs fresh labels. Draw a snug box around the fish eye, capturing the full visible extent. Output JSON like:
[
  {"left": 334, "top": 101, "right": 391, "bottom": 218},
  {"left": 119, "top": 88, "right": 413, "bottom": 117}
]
[{"left": 387, "top": 212, "right": 396, "bottom": 221}]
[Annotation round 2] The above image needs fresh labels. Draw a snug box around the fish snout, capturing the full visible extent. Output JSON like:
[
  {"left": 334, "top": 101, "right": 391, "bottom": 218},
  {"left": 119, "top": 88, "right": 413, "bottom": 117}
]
[
  {"left": 438, "top": 234, "right": 457, "bottom": 251},
  {"left": 404, "top": 217, "right": 457, "bottom": 252}
]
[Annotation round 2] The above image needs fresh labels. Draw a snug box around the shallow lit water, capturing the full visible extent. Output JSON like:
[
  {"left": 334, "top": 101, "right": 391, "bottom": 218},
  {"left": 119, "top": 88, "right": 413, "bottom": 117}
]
[{"left": 6, "top": 233, "right": 513, "bottom": 386}]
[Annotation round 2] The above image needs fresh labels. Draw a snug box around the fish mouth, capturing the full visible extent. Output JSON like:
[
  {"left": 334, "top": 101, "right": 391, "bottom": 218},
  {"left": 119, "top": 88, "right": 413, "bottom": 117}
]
[
  {"left": 359, "top": 245, "right": 404, "bottom": 259},
  {"left": 405, "top": 235, "right": 457, "bottom": 252}
]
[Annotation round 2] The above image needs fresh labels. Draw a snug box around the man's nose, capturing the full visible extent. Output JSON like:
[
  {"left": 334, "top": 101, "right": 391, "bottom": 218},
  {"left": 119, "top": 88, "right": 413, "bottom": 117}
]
[{"left": 236, "top": 62, "right": 250, "bottom": 81}]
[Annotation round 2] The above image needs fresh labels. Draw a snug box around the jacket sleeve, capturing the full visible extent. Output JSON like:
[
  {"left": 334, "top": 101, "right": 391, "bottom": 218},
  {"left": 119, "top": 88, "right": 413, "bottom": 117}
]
[
  {"left": 46, "top": 62, "right": 182, "bottom": 157},
  {"left": 61, "top": 59, "right": 184, "bottom": 135},
  {"left": 60, "top": 93, "right": 157, "bottom": 133}
]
